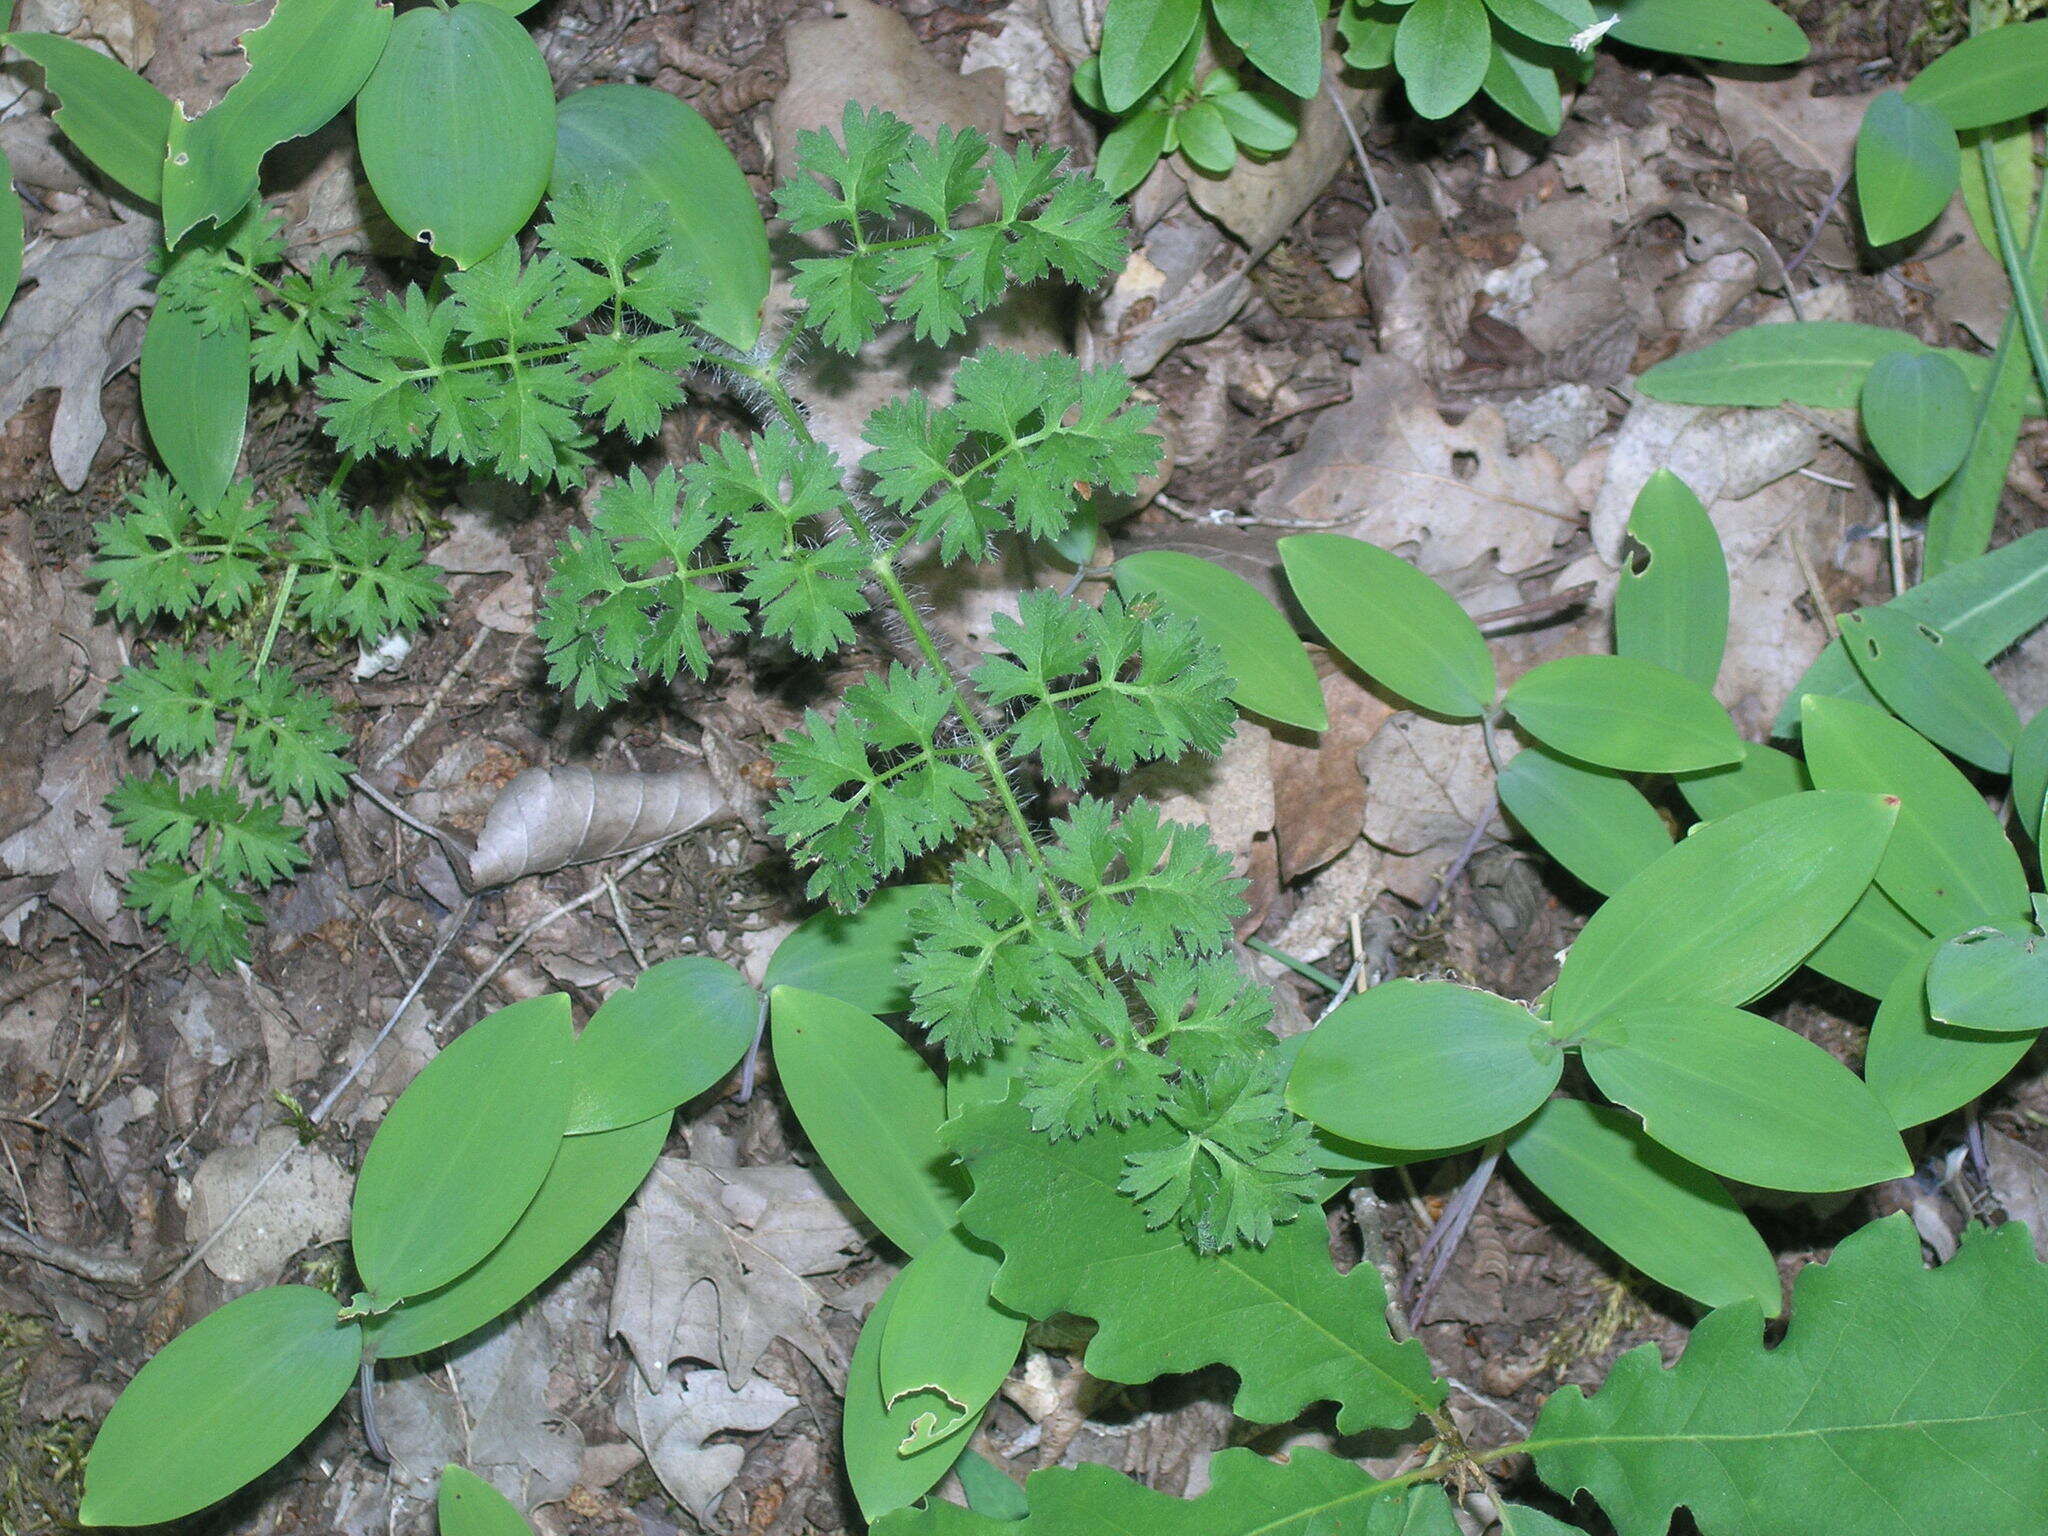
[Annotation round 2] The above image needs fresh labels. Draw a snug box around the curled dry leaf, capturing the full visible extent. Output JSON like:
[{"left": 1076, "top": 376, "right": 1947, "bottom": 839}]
[{"left": 450, "top": 766, "right": 731, "bottom": 891}]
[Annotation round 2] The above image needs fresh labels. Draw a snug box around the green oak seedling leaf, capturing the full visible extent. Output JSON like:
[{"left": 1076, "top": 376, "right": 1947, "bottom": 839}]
[
  {"left": 552, "top": 84, "right": 769, "bottom": 350},
  {"left": 366, "top": 1110, "right": 669, "bottom": 1360},
  {"left": 351, "top": 993, "right": 574, "bottom": 1302},
  {"left": 1801, "top": 694, "right": 2029, "bottom": 934},
  {"left": 81, "top": 1285, "right": 362, "bottom": 1526},
  {"left": 1498, "top": 744, "right": 1672, "bottom": 896},
  {"left": 1861, "top": 349, "right": 1974, "bottom": 498},
  {"left": 161, "top": 0, "right": 391, "bottom": 245},
  {"left": 1505, "top": 1098, "right": 1780, "bottom": 1315},
  {"left": 770, "top": 986, "right": 967, "bottom": 1256},
  {"left": 1116, "top": 549, "right": 1326, "bottom": 731},
  {"left": 1578, "top": 1003, "right": 1910, "bottom": 1192},
  {"left": 1603, "top": 0, "right": 1808, "bottom": 64},
  {"left": 140, "top": 284, "right": 249, "bottom": 513},
  {"left": 1838, "top": 607, "right": 2020, "bottom": 774},
  {"left": 878, "top": 1224, "right": 1026, "bottom": 1455},
  {"left": 1614, "top": 469, "right": 1728, "bottom": 689},
  {"left": 947, "top": 1095, "right": 1443, "bottom": 1433},
  {"left": 1278, "top": 532, "right": 1495, "bottom": 718},
  {"left": 356, "top": 2, "right": 556, "bottom": 268},
  {"left": 1504, "top": 654, "right": 1741, "bottom": 773},
  {"left": 1905, "top": 18, "right": 2048, "bottom": 132},
  {"left": 1530, "top": 1216, "right": 2048, "bottom": 1535},
  {"left": 871, "top": 1449, "right": 1462, "bottom": 1534},
  {"left": 762, "top": 884, "right": 933, "bottom": 1017},
  {"left": 1866, "top": 932, "right": 2031, "bottom": 1128},
  {"left": 439, "top": 1467, "right": 535, "bottom": 1536},
  {"left": 1926, "top": 925, "right": 2048, "bottom": 1035},
  {"left": 1855, "top": 90, "right": 1962, "bottom": 248},
  {"left": 566, "top": 956, "right": 757, "bottom": 1133},
  {"left": 1099, "top": 0, "right": 1204, "bottom": 113},
  {"left": 1212, "top": 0, "right": 1324, "bottom": 98},
  {"left": 844, "top": 1270, "right": 974, "bottom": 1521},
  {"left": 3, "top": 32, "right": 173, "bottom": 202},
  {"left": 1395, "top": 0, "right": 1492, "bottom": 120},
  {"left": 1287, "top": 978, "right": 1559, "bottom": 1149},
  {"left": 1550, "top": 790, "right": 1896, "bottom": 1028}
]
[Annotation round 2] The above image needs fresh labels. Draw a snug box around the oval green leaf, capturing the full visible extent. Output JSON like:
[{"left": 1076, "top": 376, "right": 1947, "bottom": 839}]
[
  {"left": 1867, "top": 933, "right": 2032, "bottom": 1128},
  {"left": 1605, "top": 0, "right": 1808, "bottom": 64},
  {"left": 81, "top": 1285, "right": 362, "bottom": 1526},
  {"left": 763, "top": 884, "right": 933, "bottom": 1017},
  {"left": 1288, "top": 978, "right": 1561, "bottom": 1149},
  {"left": 1484, "top": 0, "right": 1597, "bottom": 48},
  {"left": 1116, "top": 549, "right": 1327, "bottom": 731},
  {"left": 1638, "top": 321, "right": 1952, "bottom": 410},
  {"left": 162, "top": 0, "right": 392, "bottom": 245},
  {"left": 1504, "top": 1098, "right": 1780, "bottom": 1315},
  {"left": 1905, "top": 19, "right": 2048, "bottom": 132},
  {"left": 1481, "top": 33, "right": 1566, "bottom": 137},
  {"left": 1580, "top": 1003, "right": 1911, "bottom": 1192},
  {"left": 352, "top": 993, "right": 574, "bottom": 1302},
  {"left": 1211, "top": 90, "right": 1299, "bottom": 154},
  {"left": 1504, "top": 654, "right": 1741, "bottom": 772},
  {"left": 1279, "top": 532, "right": 1495, "bottom": 718},
  {"left": 1497, "top": 744, "right": 1673, "bottom": 896},
  {"left": 1861, "top": 349, "right": 1974, "bottom": 499},
  {"left": 1339, "top": 2, "right": 1401, "bottom": 70},
  {"left": 770, "top": 986, "right": 968, "bottom": 1256},
  {"left": 1674, "top": 740, "right": 1809, "bottom": 822},
  {"left": 1926, "top": 925, "right": 2048, "bottom": 1034},
  {"left": 878, "top": 1224, "right": 1026, "bottom": 1456},
  {"left": 553, "top": 84, "right": 770, "bottom": 351},
  {"left": 1175, "top": 98, "right": 1238, "bottom": 174},
  {"left": 1096, "top": 109, "right": 1171, "bottom": 198},
  {"left": 844, "top": 1269, "right": 974, "bottom": 1521},
  {"left": 566, "top": 956, "right": 757, "bottom": 1134},
  {"left": 1100, "top": 0, "right": 1205, "bottom": 112},
  {"left": 141, "top": 296, "right": 249, "bottom": 513},
  {"left": 1855, "top": 90, "right": 1962, "bottom": 248},
  {"left": 1838, "top": 607, "right": 2019, "bottom": 774},
  {"left": 1805, "top": 884, "right": 1930, "bottom": 1001},
  {"left": 1396, "top": 0, "right": 1492, "bottom": 120},
  {"left": 356, "top": 2, "right": 556, "bottom": 268},
  {"left": 1800, "top": 693, "right": 2029, "bottom": 934},
  {"left": 1551, "top": 790, "right": 1898, "bottom": 1028},
  {"left": 365, "top": 1110, "right": 669, "bottom": 1361},
  {"left": 1615, "top": 469, "right": 1728, "bottom": 690},
  {"left": 1213, "top": 0, "right": 1324, "bottom": 97},
  {"left": 2016, "top": 706, "right": 2048, "bottom": 853},
  {"left": 3, "top": 32, "right": 172, "bottom": 202},
  {"left": 439, "top": 1467, "right": 535, "bottom": 1536}
]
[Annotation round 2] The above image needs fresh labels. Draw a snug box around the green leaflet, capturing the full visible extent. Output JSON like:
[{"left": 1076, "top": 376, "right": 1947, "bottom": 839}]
[
  {"left": 1838, "top": 607, "right": 2020, "bottom": 774},
  {"left": 770, "top": 986, "right": 968, "bottom": 1256},
  {"left": 1175, "top": 99, "right": 1237, "bottom": 175},
  {"left": 1481, "top": 33, "right": 1566, "bottom": 137},
  {"left": 1529, "top": 1216, "right": 2048, "bottom": 1536},
  {"left": 364, "top": 1110, "right": 670, "bottom": 1361},
  {"left": 565, "top": 956, "right": 757, "bottom": 1134},
  {"left": 351, "top": 993, "right": 574, "bottom": 1302},
  {"left": 762, "top": 884, "right": 933, "bottom": 1017},
  {"left": 1287, "top": 979, "right": 1560, "bottom": 1149},
  {"left": 1866, "top": 932, "right": 2031, "bottom": 1129},
  {"left": 1550, "top": 791, "right": 1896, "bottom": 1029},
  {"left": 947, "top": 1096, "right": 1443, "bottom": 1433},
  {"left": 878, "top": 1224, "right": 1026, "bottom": 1455},
  {"left": 2014, "top": 705, "right": 2048, "bottom": 851},
  {"left": 1926, "top": 926, "right": 2048, "bottom": 1034},
  {"left": 1212, "top": 0, "right": 1323, "bottom": 98},
  {"left": 1099, "top": 0, "right": 1204, "bottom": 112},
  {"left": 1577, "top": 1002, "right": 1910, "bottom": 1192},
  {"left": 1096, "top": 108, "right": 1172, "bottom": 197},
  {"left": 140, "top": 294, "right": 249, "bottom": 513},
  {"left": 1115, "top": 549, "right": 1327, "bottom": 731},
  {"left": 1638, "top": 322, "right": 1985, "bottom": 410},
  {"left": 1854, "top": 90, "right": 1962, "bottom": 248},
  {"left": 1602, "top": 0, "right": 1807, "bottom": 64},
  {"left": 355, "top": 2, "right": 556, "bottom": 268},
  {"left": 1904, "top": 18, "right": 2048, "bottom": 132},
  {"left": 1673, "top": 740, "right": 1808, "bottom": 822},
  {"left": 953, "top": 1451, "right": 1030, "bottom": 1520},
  {"left": 1614, "top": 470, "right": 1728, "bottom": 690},
  {"left": 1504, "top": 1098, "right": 1780, "bottom": 1316},
  {"left": 1860, "top": 349, "right": 1974, "bottom": 498},
  {"left": 1395, "top": 0, "right": 1492, "bottom": 120},
  {"left": 81, "top": 1285, "right": 362, "bottom": 1526},
  {"left": 3, "top": 32, "right": 172, "bottom": 202},
  {"left": 1803, "top": 884, "right": 1930, "bottom": 1001},
  {"left": 1499, "top": 744, "right": 1672, "bottom": 896},
  {"left": 161, "top": 0, "right": 392, "bottom": 246},
  {"left": 1800, "top": 694, "right": 2029, "bottom": 934},
  {"left": 844, "top": 1271, "right": 973, "bottom": 1520},
  {"left": 1503, "top": 654, "right": 1741, "bottom": 773},
  {"left": 552, "top": 84, "right": 769, "bottom": 350},
  {"left": 1484, "top": 0, "right": 1597, "bottom": 48},
  {"left": 1778, "top": 527, "right": 2048, "bottom": 735},
  {"left": 872, "top": 1448, "right": 1462, "bottom": 1534},
  {"left": 439, "top": 1467, "right": 535, "bottom": 1536},
  {"left": 1339, "top": 0, "right": 1401, "bottom": 69},
  {"left": 1278, "top": 533, "right": 1496, "bottom": 718}
]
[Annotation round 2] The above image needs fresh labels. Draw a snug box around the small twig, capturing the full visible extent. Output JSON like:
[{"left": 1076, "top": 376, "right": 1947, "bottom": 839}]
[
  {"left": 0, "top": 957, "right": 83, "bottom": 1010},
  {"left": 1887, "top": 491, "right": 1908, "bottom": 596},
  {"left": 347, "top": 772, "right": 448, "bottom": 841},
  {"left": 1424, "top": 794, "right": 1497, "bottom": 921},
  {"left": 1472, "top": 583, "right": 1595, "bottom": 634},
  {"left": 1406, "top": 1142, "right": 1503, "bottom": 1330},
  {"left": 0, "top": 1214, "right": 149, "bottom": 1287},
  {"left": 358, "top": 1359, "right": 392, "bottom": 1464},
  {"left": 1784, "top": 166, "right": 1853, "bottom": 278},
  {"left": 1326, "top": 79, "right": 1387, "bottom": 212},
  {"left": 371, "top": 626, "right": 492, "bottom": 773},
  {"left": 604, "top": 871, "right": 649, "bottom": 971}
]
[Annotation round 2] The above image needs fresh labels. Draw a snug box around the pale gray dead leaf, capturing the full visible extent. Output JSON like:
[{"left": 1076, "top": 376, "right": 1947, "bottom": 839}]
[
  {"left": 1359, "top": 712, "right": 1502, "bottom": 905},
  {"left": 1984, "top": 1128, "right": 2048, "bottom": 1262},
  {"left": 610, "top": 1159, "right": 865, "bottom": 1393},
  {"left": 0, "top": 204, "right": 155, "bottom": 490},
  {"left": 1184, "top": 72, "right": 1366, "bottom": 255},
  {"left": 185, "top": 1126, "right": 350, "bottom": 1285},
  {"left": 451, "top": 766, "right": 731, "bottom": 890},
  {"left": 0, "top": 717, "right": 135, "bottom": 944},
  {"left": 618, "top": 1368, "right": 796, "bottom": 1523}
]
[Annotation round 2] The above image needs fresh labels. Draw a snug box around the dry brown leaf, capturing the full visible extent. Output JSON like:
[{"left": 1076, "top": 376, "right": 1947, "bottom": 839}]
[
  {"left": 1985, "top": 1129, "right": 2048, "bottom": 1262},
  {"left": 617, "top": 1369, "right": 796, "bottom": 1523},
  {"left": 1359, "top": 712, "right": 1500, "bottom": 906},
  {"left": 451, "top": 766, "right": 730, "bottom": 891},
  {"left": 1269, "top": 659, "right": 1394, "bottom": 883}
]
